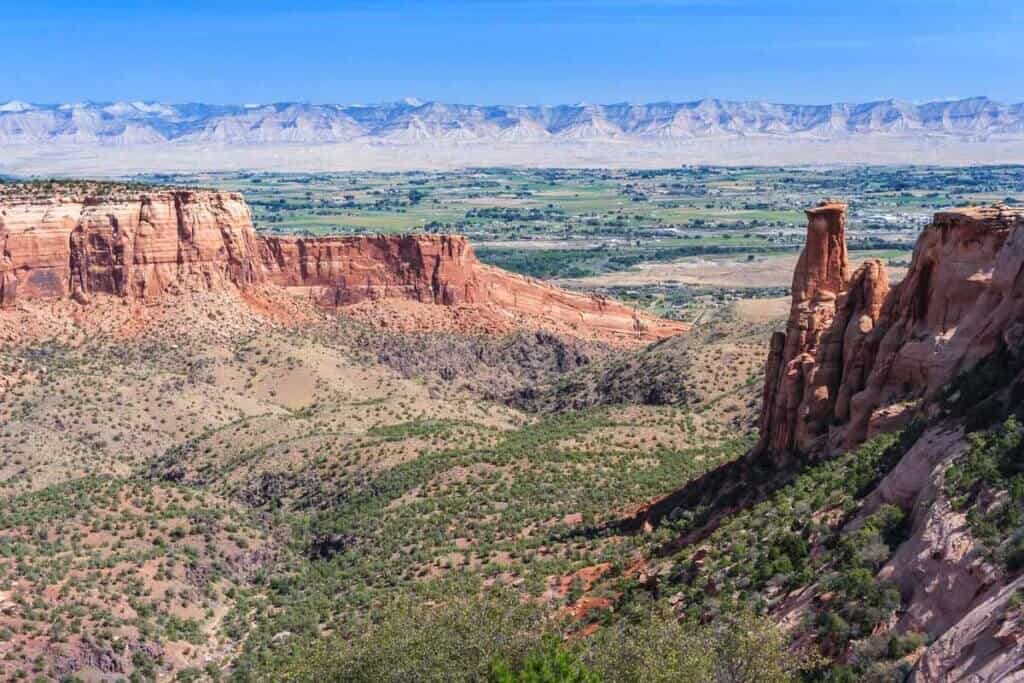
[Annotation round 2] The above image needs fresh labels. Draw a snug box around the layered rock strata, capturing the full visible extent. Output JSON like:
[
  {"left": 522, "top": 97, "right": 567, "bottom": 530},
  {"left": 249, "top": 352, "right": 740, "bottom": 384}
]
[
  {"left": 759, "top": 201, "right": 1024, "bottom": 454},
  {"left": 258, "top": 234, "right": 482, "bottom": 306},
  {"left": 0, "top": 191, "right": 262, "bottom": 306},
  {"left": 0, "top": 191, "right": 684, "bottom": 344}
]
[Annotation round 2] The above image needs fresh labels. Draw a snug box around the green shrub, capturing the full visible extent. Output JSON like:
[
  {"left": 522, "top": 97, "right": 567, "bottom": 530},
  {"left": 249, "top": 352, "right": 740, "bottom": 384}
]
[
  {"left": 491, "top": 638, "right": 599, "bottom": 683},
  {"left": 887, "top": 631, "right": 926, "bottom": 659},
  {"left": 1004, "top": 537, "right": 1024, "bottom": 572},
  {"left": 946, "top": 417, "right": 1024, "bottom": 569},
  {"left": 243, "top": 588, "right": 549, "bottom": 682},
  {"left": 581, "top": 608, "right": 804, "bottom": 683}
]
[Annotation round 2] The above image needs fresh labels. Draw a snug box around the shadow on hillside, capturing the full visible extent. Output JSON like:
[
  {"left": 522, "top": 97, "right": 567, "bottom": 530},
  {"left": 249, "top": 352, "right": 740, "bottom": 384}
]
[{"left": 561, "top": 448, "right": 809, "bottom": 558}]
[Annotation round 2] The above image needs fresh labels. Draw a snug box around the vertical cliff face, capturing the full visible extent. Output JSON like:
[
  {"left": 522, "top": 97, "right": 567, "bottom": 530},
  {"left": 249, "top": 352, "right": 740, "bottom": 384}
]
[
  {"left": 69, "top": 191, "right": 264, "bottom": 303},
  {"left": 255, "top": 233, "right": 686, "bottom": 343},
  {"left": 0, "top": 200, "right": 82, "bottom": 307},
  {"left": 758, "top": 202, "right": 890, "bottom": 453},
  {"left": 258, "top": 233, "right": 483, "bottom": 306},
  {"left": 0, "top": 189, "right": 687, "bottom": 345},
  {"left": 759, "top": 202, "right": 1024, "bottom": 455},
  {"left": 843, "top": 205, "right": 1023, "bottom": 444},
  {"left": 0, "top": 217, "right": 17, "bottom": 308},
  {"left": 0, "top": 191, "right": 263, "bottom": 306},
  {"left": 2, "top": 193, "right": 484, "bottom": 308}
]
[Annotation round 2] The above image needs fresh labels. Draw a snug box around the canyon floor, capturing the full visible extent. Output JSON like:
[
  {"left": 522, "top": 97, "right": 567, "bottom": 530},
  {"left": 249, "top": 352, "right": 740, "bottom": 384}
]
[{"left": 0, "top": 284, "right": 773, "bottom": 681}]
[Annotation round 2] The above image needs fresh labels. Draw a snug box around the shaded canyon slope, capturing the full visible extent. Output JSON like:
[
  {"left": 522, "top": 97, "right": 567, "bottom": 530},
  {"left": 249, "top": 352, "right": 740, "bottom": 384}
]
[
  {"left": 0, "top": 188, "right": 684, "bottom": 346},
  {"left": 753, "top": 201, "right": 1024, "bottom": 679}
]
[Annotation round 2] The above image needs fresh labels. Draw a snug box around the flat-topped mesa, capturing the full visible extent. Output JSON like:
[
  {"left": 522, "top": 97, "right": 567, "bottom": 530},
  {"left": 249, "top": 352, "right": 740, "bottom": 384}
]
[
  {"left": 257, "top": 233, "right": 686, "bottom": 343},
  {"left": 0, "top": 193, "right": 482, "bottom": 309},
  {"left": 0, "top": 189, "right": 686, "bottom": 345},
  {"left": 759, "top": 201, "right": 1024, "bottom": 456},
  {"left": 0, "top": 191, "right": 262, "bottom": 307}
]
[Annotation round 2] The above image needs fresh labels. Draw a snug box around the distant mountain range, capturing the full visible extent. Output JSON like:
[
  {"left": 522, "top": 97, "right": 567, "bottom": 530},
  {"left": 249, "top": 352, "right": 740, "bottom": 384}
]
[
  {"left": 4, "top": 97, "right": 1024, "bottom": 174},
  {"left": 2, "top": 96, "right": 1024, "bottom": 146}
]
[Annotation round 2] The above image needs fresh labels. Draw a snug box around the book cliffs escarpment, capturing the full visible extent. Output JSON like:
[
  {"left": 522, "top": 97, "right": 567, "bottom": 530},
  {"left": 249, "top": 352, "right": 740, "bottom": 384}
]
[
  {"left": 5, "top": 98, "right": 1024, "bottom": 172},
  {"left": 0, "top": 190, "right": 684, "bottom": 344},
  {"left": 3, "top": 97, "right": 1024, "bottom": 146},
  {"left": 758, "top": 200, "right": 1024, "bottom": 456}
]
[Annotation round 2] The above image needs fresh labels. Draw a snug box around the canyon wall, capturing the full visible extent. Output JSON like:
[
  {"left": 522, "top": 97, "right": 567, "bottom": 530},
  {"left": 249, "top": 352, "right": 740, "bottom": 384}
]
[
  {"left": 0, "top": 194, "right": 491, "bottom": 309},
  {"left": 257, "top": 233, "right": 676, "bottom": 341},
  {"left": 0, "top": 191, "right": 262, "bottom": 307},
  {"left": 0, "top": 190, "right": 684, "bottom": 343},
  {"left": 258, "top": 234, "right": 483, "bottom": 306},
  {"left": 758, "top": 201, "right": 1024, "bottom": 454}
]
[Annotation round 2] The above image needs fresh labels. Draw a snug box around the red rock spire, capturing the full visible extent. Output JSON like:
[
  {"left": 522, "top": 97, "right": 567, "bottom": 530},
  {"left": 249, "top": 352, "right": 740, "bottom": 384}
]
[
  {"left": 758, "top": 201, "right": 890, "bottom": 454},
  {"left": 760, "top": 201, "right": 1024, "bottom": 456}
]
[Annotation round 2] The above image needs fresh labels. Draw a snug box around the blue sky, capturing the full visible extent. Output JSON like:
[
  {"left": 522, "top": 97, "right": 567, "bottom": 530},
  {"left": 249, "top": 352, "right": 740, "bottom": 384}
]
[{"left": 4, "top": 0, "right": 1022, "bottom": 105}]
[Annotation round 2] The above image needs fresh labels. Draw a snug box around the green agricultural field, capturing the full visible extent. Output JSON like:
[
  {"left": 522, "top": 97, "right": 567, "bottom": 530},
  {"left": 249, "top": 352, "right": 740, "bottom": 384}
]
[
  {"left": 150, "top": 166, "right": 1023, "bottom": 245},
  {"left": 141, "top": 166, "right": 1022, "bottom": 309}
]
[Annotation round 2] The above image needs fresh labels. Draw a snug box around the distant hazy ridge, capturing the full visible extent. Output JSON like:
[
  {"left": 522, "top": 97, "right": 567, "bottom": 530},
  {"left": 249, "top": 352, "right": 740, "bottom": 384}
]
[{"left": 3, "top": 97, "right": 1024, "bottom": 173}]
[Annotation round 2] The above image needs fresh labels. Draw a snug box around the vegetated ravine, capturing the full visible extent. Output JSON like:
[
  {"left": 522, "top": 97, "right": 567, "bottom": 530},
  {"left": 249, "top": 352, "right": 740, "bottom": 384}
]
[{"left": 1, "top": 181, "right": 1023, "bottom": 681}]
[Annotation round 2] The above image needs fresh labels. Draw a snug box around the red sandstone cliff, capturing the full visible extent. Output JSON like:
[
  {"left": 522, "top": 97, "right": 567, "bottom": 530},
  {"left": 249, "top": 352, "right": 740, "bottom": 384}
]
[
  {"left": 258, "top": 233, "right": 483, "bottom": 306},
  {"left": 753, "top": 201, "right": 1024, "bottom": 680},
  {"left": 0, "top": 191, "right": 684, "bottom": 345},
  {"left": 0, "top": 191, "right": 262, "bottom": 307},
  {"left": 758, "top": 201, "right": 1024, "bottom": 454}
]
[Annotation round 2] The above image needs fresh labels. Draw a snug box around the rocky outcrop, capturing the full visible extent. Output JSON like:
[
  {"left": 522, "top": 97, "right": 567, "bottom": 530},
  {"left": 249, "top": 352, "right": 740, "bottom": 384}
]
[
  {"left": 758, "top": 202, "right": 1024, "bottom": 455},
  {"left": 257, "top": 227, "right": 685, "bottom": 345},
  {"left": 0, "top": 199, "right": 82, "bottom": 307},
  {"left": 472, "top": 263, "right": 683, "bottom": 345},
  {"left": 752, "top": 202, "right": 1024, "bottom": 678},
  {"left": 844, "top": 205, "right": 1023, "bottom": 444},
  {"left": 1, "top": 191, "right": 262, "bottom": 306},
  {"left": 256, "top": 233, "right": 682, "bottom": 343},
  {"left": 758, "top": 202, "right": 889, "bottom": 453},
  {"left": 0, "top": 190, "right": 685, "bottom": 345},
  {"left": 910, "top": 575, "right": 1024, "bottom": 682},
  {"left": 258, "top": 234, "right": 483, "bottom": 306}
]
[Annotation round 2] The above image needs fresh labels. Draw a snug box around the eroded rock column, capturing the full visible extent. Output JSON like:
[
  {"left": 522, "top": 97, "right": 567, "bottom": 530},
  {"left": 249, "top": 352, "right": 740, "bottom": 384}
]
[{"left": 758, "top": 201, "right": 892, "bottom": 455}]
